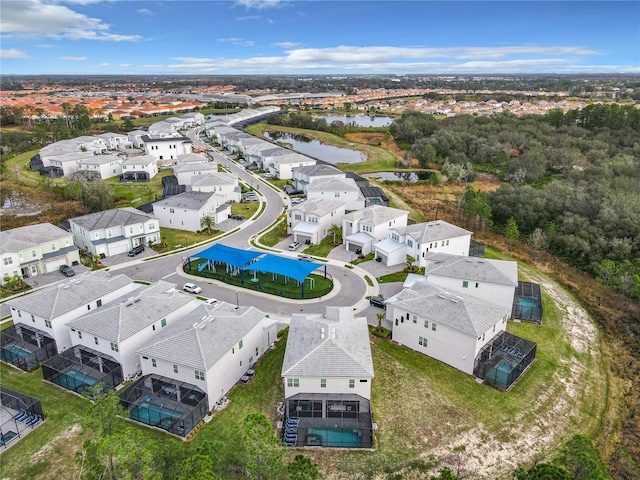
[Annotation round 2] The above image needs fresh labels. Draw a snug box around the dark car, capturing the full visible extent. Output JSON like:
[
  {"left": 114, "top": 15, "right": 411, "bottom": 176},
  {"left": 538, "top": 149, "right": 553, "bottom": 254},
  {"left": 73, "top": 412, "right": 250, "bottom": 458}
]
[
  {"left": 59, "top": 265, "right": 75, "bottom": 277},
  {"left": 369, "top": 295, "right": 386, "bottom": 309},
  {"left": 128, "top": 245, "right": 145, "bottom": 257}
]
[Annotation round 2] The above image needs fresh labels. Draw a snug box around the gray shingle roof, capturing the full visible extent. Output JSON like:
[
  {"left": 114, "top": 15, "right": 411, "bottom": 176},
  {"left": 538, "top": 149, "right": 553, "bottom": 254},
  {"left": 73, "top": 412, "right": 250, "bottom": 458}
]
[
  {"left": 291, "top": 198, "right": 345, "bottom": 217},
  {"left": 137, "top": 302, "right": 266, "bottom": 370},
  {"left": 282, "top": 307, "right": 374, "bottom": 379},
  {"left": 191, "top": 172, "right": 236, "bottom": 187},
  {"left": 306, "top": 177, "right": 360, "bottom": 193},
  {"left": 396, "top": 220, "right": 471, "bottom": 243},
  {"left": 66, "top": 281, "right": 193, "bottom": 342},
  {"left": 343, "top": 204, "right": 407, "bottom": 225},
  {"left": 153, "top": 191, "right": 216, "bottom": 210},
  {"left": 7, "top": 271, "right": 134, "bottom": 320},
  {"left": 0, "top": 223, "right": 72, "bottom": 255},
  {"left": 425, "top": 253, "right": 518, "bottom": 286},
  {"left": 122, "top": 154, "right": 157, "bottom": 166},
  {"left": 293, "top": 163, "right": 343, "bottom": 177},
  {"left": 393, "top": 285, "right": 511, "bottom": 337},
  {"left": 69, "top": 207, "right": 156, "bottom": 231}
]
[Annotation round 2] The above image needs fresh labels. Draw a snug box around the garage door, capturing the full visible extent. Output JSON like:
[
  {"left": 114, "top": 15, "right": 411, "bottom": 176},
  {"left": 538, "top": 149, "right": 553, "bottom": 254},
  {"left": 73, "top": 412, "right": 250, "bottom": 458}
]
[
  {"left": 348, "top": 243, "right": 361, "bottom": 252},
  {"left": 45, "top": 257, "right": 67, "bottom": 273},
  {"left": 108, "top": 242, "right": 130, "bottom": 256}
]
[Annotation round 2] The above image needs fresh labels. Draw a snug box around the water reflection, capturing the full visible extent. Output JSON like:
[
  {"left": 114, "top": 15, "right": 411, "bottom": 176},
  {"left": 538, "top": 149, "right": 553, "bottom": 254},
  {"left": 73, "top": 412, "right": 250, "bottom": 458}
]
[
  {"left": 363, "top": 171, "right": 436, "bottom": 182},
  {"left": 314, "top": 114, "right": 394, "bottom": 128},
  {"left": 264, "top": 131, "right": 365, "bottom": 164}
]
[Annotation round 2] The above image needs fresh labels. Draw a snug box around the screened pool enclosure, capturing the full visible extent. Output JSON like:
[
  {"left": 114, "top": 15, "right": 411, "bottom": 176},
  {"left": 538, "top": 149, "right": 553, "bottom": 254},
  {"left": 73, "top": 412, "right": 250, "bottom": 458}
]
[
  {"left": 119, "top": 374, "right": 208, "bottom": 437},
  {"left": 0, "top": 324, "right": 57, "bottom": 371},
  {"left": 512, "top": 281, "right": 543, "bottom": 323},
  {"left": 0, "top": 386, "right": 44, "bottom": 450}
]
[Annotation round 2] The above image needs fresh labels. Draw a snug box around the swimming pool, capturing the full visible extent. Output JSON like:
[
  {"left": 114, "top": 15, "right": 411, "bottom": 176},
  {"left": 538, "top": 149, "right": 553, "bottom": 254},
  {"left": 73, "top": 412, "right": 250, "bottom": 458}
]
[
  {"left": 307, "top": 428, "right": 363, "bottom": 447},
  {"left": 1, "top": 344, "right": 30, "bottom": 363},
  {"left": 130, "top": 402, "right": 182, "bottom": 430},
  {"left": 52, "top": 369, "right": 98, "bottom": 393},
  {"left": 517, "top": 297, "right": 538, "bottom": 308}
]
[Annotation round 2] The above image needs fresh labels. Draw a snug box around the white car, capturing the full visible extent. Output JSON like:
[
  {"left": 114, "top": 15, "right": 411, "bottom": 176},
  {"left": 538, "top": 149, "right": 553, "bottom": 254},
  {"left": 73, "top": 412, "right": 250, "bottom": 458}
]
[
  {"left": 205, "top": 297, "right": 218, "bottom": 304},
  {"left": 288, "top": 241, "right": 301, "bottom": 251},
  {"left": 183, "top": 283, "right": 202, "bottom": 294}
]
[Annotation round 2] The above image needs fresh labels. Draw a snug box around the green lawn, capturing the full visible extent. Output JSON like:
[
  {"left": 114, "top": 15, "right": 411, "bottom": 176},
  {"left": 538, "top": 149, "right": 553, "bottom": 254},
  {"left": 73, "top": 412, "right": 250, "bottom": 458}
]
[
  {"left": 302, "top": 235, "right": 342, "bottom": 257},
  {"left": 377, "top": 272, "right": 408, "bottom": 283},
  {"left": 156, "top": 227, "right": 221, "bottom": 250},
  {"left": 3, "top": 149, "right": 42, "bottom": 186},
  {"left": 105, "top": 170, "right": 173, "bottom": 207},
  {"left": 231, "top": 201, "right": 260, "bottom": 218},
  {"left": 259, "top": 217, "right": 289, "bottom": 247}
]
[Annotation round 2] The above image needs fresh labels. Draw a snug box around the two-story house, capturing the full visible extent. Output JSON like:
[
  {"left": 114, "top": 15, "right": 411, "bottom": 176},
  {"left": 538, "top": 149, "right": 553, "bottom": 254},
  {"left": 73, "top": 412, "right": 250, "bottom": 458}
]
[
  {"left": 190, "top": 172, "right": 242, "bottom": 204},
  {"left": 292, "top": 164, "right": 346, "bottom": 193},
  {"left": 288, "top": 199, "right": 346, "bottom": 245},
  {"left": 76, "top": 153, "right": 124, "bottom": 180},
  {"left": 306, "top": 177, "right": 365, "bottom": 211},
  {"left": 265, "top": 153, "right": 316, "bottom": 180},
  {"left": 152, "top": 191, "right": 222, "bottom": 232},
  {"left": 142, "top": 135, "right": 192, "bottom": 162},
  {"left": 342, "top": 205, "right": 408, "bottom": 255},
  {"left": 121, "top": 154, "right": 159, "bottom": 181}
]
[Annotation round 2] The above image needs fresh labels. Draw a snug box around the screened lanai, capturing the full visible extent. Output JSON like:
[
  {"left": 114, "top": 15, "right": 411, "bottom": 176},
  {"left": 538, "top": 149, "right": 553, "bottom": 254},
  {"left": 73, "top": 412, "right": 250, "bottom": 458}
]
[
  {"left": 0, "top": 386, "right": 44, "bottom": 450},
  {"left": 119, "top": 374, "right": 208, "bottom": 437},
  {"left": 0, "top": 324, "right": 57, "bottom": 371},
  {"left": 42, "top": 345, "right": 123, "bottom": 396},
  {"left": 512, "top": 281, "right": 543, "bottom": 323}
]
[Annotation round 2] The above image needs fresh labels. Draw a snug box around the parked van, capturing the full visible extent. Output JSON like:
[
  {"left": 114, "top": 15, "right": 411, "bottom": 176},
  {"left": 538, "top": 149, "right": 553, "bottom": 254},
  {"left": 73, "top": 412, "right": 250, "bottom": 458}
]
[{"left": 128, "top": 245, "right": 145, "bottom": 257}]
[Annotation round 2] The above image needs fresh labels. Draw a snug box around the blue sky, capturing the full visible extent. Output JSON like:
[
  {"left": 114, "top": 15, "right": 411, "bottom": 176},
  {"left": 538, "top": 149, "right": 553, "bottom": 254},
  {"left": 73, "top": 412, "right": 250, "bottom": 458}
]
[{"left": 1, "top": 1, "right": 638, "bottom": 75}]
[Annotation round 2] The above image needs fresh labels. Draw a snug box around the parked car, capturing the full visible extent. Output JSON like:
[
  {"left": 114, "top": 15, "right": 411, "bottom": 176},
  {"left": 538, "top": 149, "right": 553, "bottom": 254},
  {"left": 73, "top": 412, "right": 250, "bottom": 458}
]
[
  {"left": 59, "top": 264, "right": 75, "bottom": 277},
  {"left": 298, "top": 254, "right": 313, "bottom": 262},
  {"left": 369, "top": 295, "right": 386, "bottom": 309},
  {"left": 291, "top": 198, "right": 305, "bottom": 205},
  {"left": 205, "top": 297, "right": 218, "bottom": 305},
  {"left": 128, "top": 245, "right": 145, "bottom": 256},
  {"left": 183, "top": 283, "right": 202, "bottom": 294},
  {"left": 287, "top": 189, "right": 304, "bottom": 196},
  {"left": 288, "top": 241, "right": 301, "bottom": 251}
]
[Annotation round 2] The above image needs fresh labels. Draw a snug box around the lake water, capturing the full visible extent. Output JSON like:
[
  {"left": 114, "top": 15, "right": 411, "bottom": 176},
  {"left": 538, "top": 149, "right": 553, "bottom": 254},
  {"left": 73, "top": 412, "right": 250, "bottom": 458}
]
[
  {"left": 264, "top": 131, "right": 365, "bottom": 164},
  {"left": 363, "top": 171, "right": 436, "bottom": 182},
  {"left": 315, "top": 114, "right": 394, "bottom": 128}
]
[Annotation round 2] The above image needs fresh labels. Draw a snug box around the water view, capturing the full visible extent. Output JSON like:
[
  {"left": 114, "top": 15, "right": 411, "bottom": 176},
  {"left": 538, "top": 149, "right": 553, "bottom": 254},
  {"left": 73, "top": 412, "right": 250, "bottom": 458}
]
[
  {"left": 264, "top": 131, "right": 365, "bottom": 164},
  {"left": 314, "top": 114, "right": 395, "bottom": 128},
  {"left": 363, "top": 171, "right": 436, "bottom": 182}
]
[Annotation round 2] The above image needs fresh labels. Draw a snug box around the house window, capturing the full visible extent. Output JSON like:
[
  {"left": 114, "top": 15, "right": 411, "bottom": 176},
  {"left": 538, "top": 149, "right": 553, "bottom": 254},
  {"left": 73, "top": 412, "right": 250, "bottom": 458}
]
[
  {"left": 97, "top": 299, "right": 102, "bottom": 308},
  {"left": 413, "top": 315, "right": 417, "bottom": 324},
  {"left": 463, "top": 281, "right": 469, "bottom": 288},
  {"left": 240, "top": 360, "right": 243, "bottom": 367},
  {"left": 31, "top": 250, "right": 37, "bottom": 258},
  {"left": 195, "top": 370, "right": 205, "bottom": 380},
  {"left": 3, "top": 257, "right": 12, "bottom": 266},
  {"left": 30, "top": 314, "right": 34, "bottom": 322},
  {"left": 173, "top": 364, "right": 179, "bottom": 373},
  {"left": 424, "top": 319, "right": 429, "bottom": 328},
  {"left": 110, "top": 342, "right": 119, "bottom": 352},
  {"left": 255, "top": 347, "right": 259, "bottom": 357},
  {"left": 446, "top": 240, "right": 449, "bottom": 245},
  {"left": 152, "top": 358, "right": 157, "bottom": 368},
  {"left": 407, "top": 239, "right": 413, "bottom": 247},
  {"left": 476, "top": 283, "right": 479, "bottom": 288},
  {"left": 87, "top": 305, "right": 91, "bottom": 311},
  {"left": 45, "top": 319, "right": 52, "bottom": 328},
  {"left": 419, "top": 336, "right": 428, "bottom": 347},
  {"left": 320, "top": 379, "right": 326, "bottom": 388},
  {"left": 161, "top": 318, "right": 167, "bottom": 328},
  {"left": 441, "top": 241, "right": 445, "bottom": 246},
  {"left": 432, "top": 323, "right": 437, "bottom": 331},
  {"left": 17, "top": 310, "right": 21, "bottom": 318},
  {"left": 239, "top": 339, "right": 243, "bottom": 349},
  {"left": 349, "top": 379, "right": 355, "bottom": 388},
  {"left": 94, "top": 336, "right": 99, "bottom": 345},
  {"left": 287, "top": 378, "right": 299, "bottom": 388},
  {"left": 78, "top": 330, "right": 82, "bottom": 339},
  {"left": 170, "top": 208, "right": 175, "bottom": 214}
]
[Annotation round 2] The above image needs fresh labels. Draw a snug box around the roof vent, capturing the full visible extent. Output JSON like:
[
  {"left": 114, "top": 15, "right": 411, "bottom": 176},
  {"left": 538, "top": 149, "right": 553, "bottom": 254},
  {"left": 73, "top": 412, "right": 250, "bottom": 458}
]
[
  {"left": 63, "top": 285, "right": 71, "bottom": 289},
  {"left": 125, "top": 303, "right": 133, "bottom": 307},
  {"left": 201, "top": 315, "right": 207, "bottom": 321},
  {"left": 134, "top": 299, "right": 141, "bottom": 303},
  {"left": 450, "top": 298, "right": 458, "bottom": 303},
  {"left": 199, "top": 323, "right": 207, "bottom": 329},
  {"left": 192, "top": 322, "right": 199, "bottom": 328},
  {"left": 437, "top": 294, "right": 446, "bottom": 299}
]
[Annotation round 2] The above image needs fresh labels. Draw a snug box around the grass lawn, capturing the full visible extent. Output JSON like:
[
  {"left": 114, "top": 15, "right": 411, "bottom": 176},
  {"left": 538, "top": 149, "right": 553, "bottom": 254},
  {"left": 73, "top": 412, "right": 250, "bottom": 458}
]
[
  {"left": 231, "top": 201, "right": 259, "bottom": 218},
  {"left": 377, "top": 272, "right": 408, "bottom": 283},
  {"left": 105, "top": 170, "right": 173, "bottom": 207},
  {"left": 259, "top": 217, "right": 289, "bottom": 247},
  {"left": 266, "top": 178, "right": 291, "bottom": 190},
  {"left": 302, "top": 235, "right": 342, "bottom": 257},
  {"left": 157, "top": 227, "right": 221, "bottom": 250},
  {"left": 4, "top": 149, "right": 42, "bottom": 186}
]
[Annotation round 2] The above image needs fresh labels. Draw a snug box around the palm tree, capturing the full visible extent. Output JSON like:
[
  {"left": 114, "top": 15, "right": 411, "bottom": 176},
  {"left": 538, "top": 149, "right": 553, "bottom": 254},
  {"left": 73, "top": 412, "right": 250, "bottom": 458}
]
[
  {"left": 406, "top": 255, "right": 416, "bottom": 273},
  {"left": 376, "top": 312, "right": 386, "bottom": 333},
  {"left": 329, "top": 224, "right": 342, "bottom": 245},
  {"left": 200, "top": 215, "right": 214, "bottom": 234}
]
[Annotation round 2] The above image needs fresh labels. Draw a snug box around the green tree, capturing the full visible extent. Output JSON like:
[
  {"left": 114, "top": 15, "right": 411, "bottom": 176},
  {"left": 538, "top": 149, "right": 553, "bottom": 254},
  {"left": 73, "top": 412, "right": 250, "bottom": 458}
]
[
  {"left": 505, "top": 217, "right": 520, "bottom": 253},
  {"left": 376, "top": 312, "right": 386, "bottom": 332},
  {"left": 595, "top": 259, "right": 619, "bottom": 304},
  {"left": 329, "top": 224, "right": 342, "bottom": 245},
  {"left": 430, "top": 467, "right": 460, "bottom": 480},
  {"left": 176, "top": 454, "right": 220, "bottom": 480},
  {"left": 557, "top": 434, "right": 611, "bottom": 480},
  {"left": 80, "top": 181, "right": 114, "bottom": 213},
  {"left": 242, "top": 413, "right": 286, "bottom": 480},
  {"left": 121, "top": 117, "right": 135, "bottom": 132},
  {"left": 513, "top": 463, "right": 572, "bottom": 480},
  {"left": 406, "top": 254, "right": 416, "bottom": 272},
  {"left": 286, "top": 454, "right": 319, "bottom": 480},
  {"left": 200, "top": 215, "right": 215, "bottom": 234}
]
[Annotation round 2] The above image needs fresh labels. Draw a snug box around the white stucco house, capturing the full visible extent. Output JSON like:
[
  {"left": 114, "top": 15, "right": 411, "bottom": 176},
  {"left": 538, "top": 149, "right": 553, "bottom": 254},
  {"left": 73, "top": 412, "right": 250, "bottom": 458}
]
[
  {"left": 121, "top": 154, "right": 159, "bottom": 181},
  {"left": 76, "top": 153, "right": 123, "bottom": 180},
  {"left": 136, "top": 302, "right": 277, "bottom": 411},
  {"left": 6, "top": 271, "right": 137, "bottom": 352},
  {"left": 374, "top": 220, "right": 472, "bottom": 267},
  {"left": 281, "top": 307, "right": 374, "bottom": 448},
  {"left": 47, "top": 152, "right": 94, "bottom": 177},
  {"left": 69, "top": 207, "right": 160, "bottom": 258},
  {"left": 306, "top": 177, "right": 364, "bottom": 211},
  {"left": 97, "top": 132, "right": 132, "bottom": 151},
  {"left": 388, "top": 282, "right": 511, "bottom": 375},
  {"left": 190, "top": 172, "right": 242, "bottom": 203},
  {"left": 142, "top": 135, "right": 192, "bottom": 163},
  {"left": 128, "top": 130, "right": 147, "bottom": 148},
  {"left": 287, "top": 199, "right": 346, "bottom": 245},
  {"left": 342, "top": 205, "right": 408, "bottom": 254},
  {"left": 152, "top": 191, "right": 222, "bottom": 232},
  {"left": 174, "top": 162, "right": 219, "bottom": 186},
  {"left": 265, "top": 153, "right": 316, "bottom": 180},
  {"left": 0, "top": 223, "right": 80, "bottom": 284},
  {"left": 66, "top": 281, "right": 197, "bottom": 379},
  {"left": 292, "top": 164, "right": 346, "bottom": 193},
  {"left": 423, "top": 253, "right": 518, "bottom": 311}
]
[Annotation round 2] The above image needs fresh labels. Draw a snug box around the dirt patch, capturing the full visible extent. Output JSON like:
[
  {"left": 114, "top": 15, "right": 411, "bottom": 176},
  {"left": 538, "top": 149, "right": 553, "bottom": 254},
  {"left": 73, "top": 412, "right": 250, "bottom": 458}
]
[{"left": 345, "top": 132, "right": 404, "bottom": 161}]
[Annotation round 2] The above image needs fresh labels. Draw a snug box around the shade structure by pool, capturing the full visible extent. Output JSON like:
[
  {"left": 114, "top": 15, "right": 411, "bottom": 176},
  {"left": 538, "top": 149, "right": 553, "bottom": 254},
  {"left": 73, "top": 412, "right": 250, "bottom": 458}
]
[
  {"left": 249, "top": 254, "right": 323, "bottom": 283},
  {"left": 196, "top": 243, "right": 263, "bottom": 268}
]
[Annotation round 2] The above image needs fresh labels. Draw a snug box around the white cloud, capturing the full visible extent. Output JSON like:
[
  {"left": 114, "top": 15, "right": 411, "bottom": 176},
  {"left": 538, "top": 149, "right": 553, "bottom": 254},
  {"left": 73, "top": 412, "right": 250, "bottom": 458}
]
[
  {"left": 234, "top": 0, "right": 282, "bottom": 9},
  {"left": 118, "top": 63, "right": 131, "bottom": 67},
  {"left": 0, "top": 0, "right": 141, "bottom": 42},
  {"left": 59, "top": 55, "right": 87, "bottom": 61},
  {"left": 98, "top": 62, "right": 112, "bottom": 66},
  {"left": 1, "top": 48, "right": 29, "bottom": 59},
  {"left": 35, "top": 43, "right": 55, "bottom": 48},
  {"left": 236, "top": 15, "right": 260, "bottom": 21},
  {"left": 217, "top": 37, "right": 254, "bottom": 47},
  {"left": 272, "top": 41, "right": 302, "bottom": 48},
  {"left": 136, "top": 8, "right": 154, "bottom": 16}
]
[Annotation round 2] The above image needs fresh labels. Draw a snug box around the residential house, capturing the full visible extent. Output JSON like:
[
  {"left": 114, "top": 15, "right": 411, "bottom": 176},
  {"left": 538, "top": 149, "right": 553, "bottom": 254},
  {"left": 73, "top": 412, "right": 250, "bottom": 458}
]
[
  {"left": 142, "top": 135, "right": 192, "bottom": 163},
  {"left": 69, "top": 207, "right": 160, "bottom": 258},
  {"left": 5, "top": 271, "right": 137, "bottom": 352},
  {"left": 190, "top": 172, "right": 242, "bottom": 204},
  {"left": 121, "top": 154, "right": 159, "bottom": 181},
  {"left": 174, "top": 162, "right": 219, "bottom": 186},
  {"left": 306, "top": 178, "right": 365, "bottom": 211},
  {"left": 76, "top": 153, "right": 123, "bottom": 180},
  {"left": 66, "top": 281, "right": 197, "bottom": 379},
  {"left": 266, "top": 153, "right": 316, "bottom": 180},
  {"left": 292, "top": 164, "right": 346, "bottom": 193},
  {"left": 281, "top": 307, "right": 374, "bottom": 448},
  {"left": 287, "top": 199, "right": 346, "bottom": 245},
  {"left": 97, "top": 132, "right": 132, "bottom": 151},
  {"left": 374, "top": 220, "right": 472, "bottom": 267},
  {"left": 152, "top": 191, "right": 222, "bottom": 232},
  {"left": 127, "top": 130, "right": 147, "bottom": 148},
  {"left": 342, "top": 205, "right": 408, "bottom": 254},
  {"left": 0, "top": 223, "right": 80, "bottom": 284},
  {"left": 388, "top": 282, "right": 511, "bottom": 375}
]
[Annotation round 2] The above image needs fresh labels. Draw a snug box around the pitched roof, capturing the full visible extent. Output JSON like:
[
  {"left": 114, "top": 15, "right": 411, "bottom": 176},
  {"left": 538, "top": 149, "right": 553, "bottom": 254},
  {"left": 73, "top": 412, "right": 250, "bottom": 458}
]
[
  {"left": 0, "top": 223, "right": 72, "bottom": 255},
  {"left": 153, "top": 191, "right": 216, "bottom": 210},
  {"left": 66, "top": 281, "right": 193, "bottom": 342},
  {"left": 191, "top": 172, "right": 237, "bottom": 187},
  {"left": 137, "top": 302, "right": 267, "bottom": 370},
  {"left": 7, "top": 271, "right": 134, "bottom": 320},
  {"left": 282, "top": 307, "right": 374, "bottom": 379},
  {"left": 291, "top": 198, "right": 345, "bottom": 217},
  {"left": 393, "top": 285, "right": 511, "bottom": 337},
  {"left": 293, "top": 163, "right": 343, "bottom": 177},
  {"left": 396, "top": 220, "right": 471, "bottom": 243},
  {"left": 424, "top": 253, "right": 518, "bottom": 286},
  {"left": 306, "top": 177, "right": 360, "bottom": 193},
  {"left": 122, "top": 154, "right": 157, "bottom": 166},
  {"left": 70, "top": 207, "right": 156, "bottom": 231},
  {"left": 343, "top": 204, "right": 407, "bottom": 225}
]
